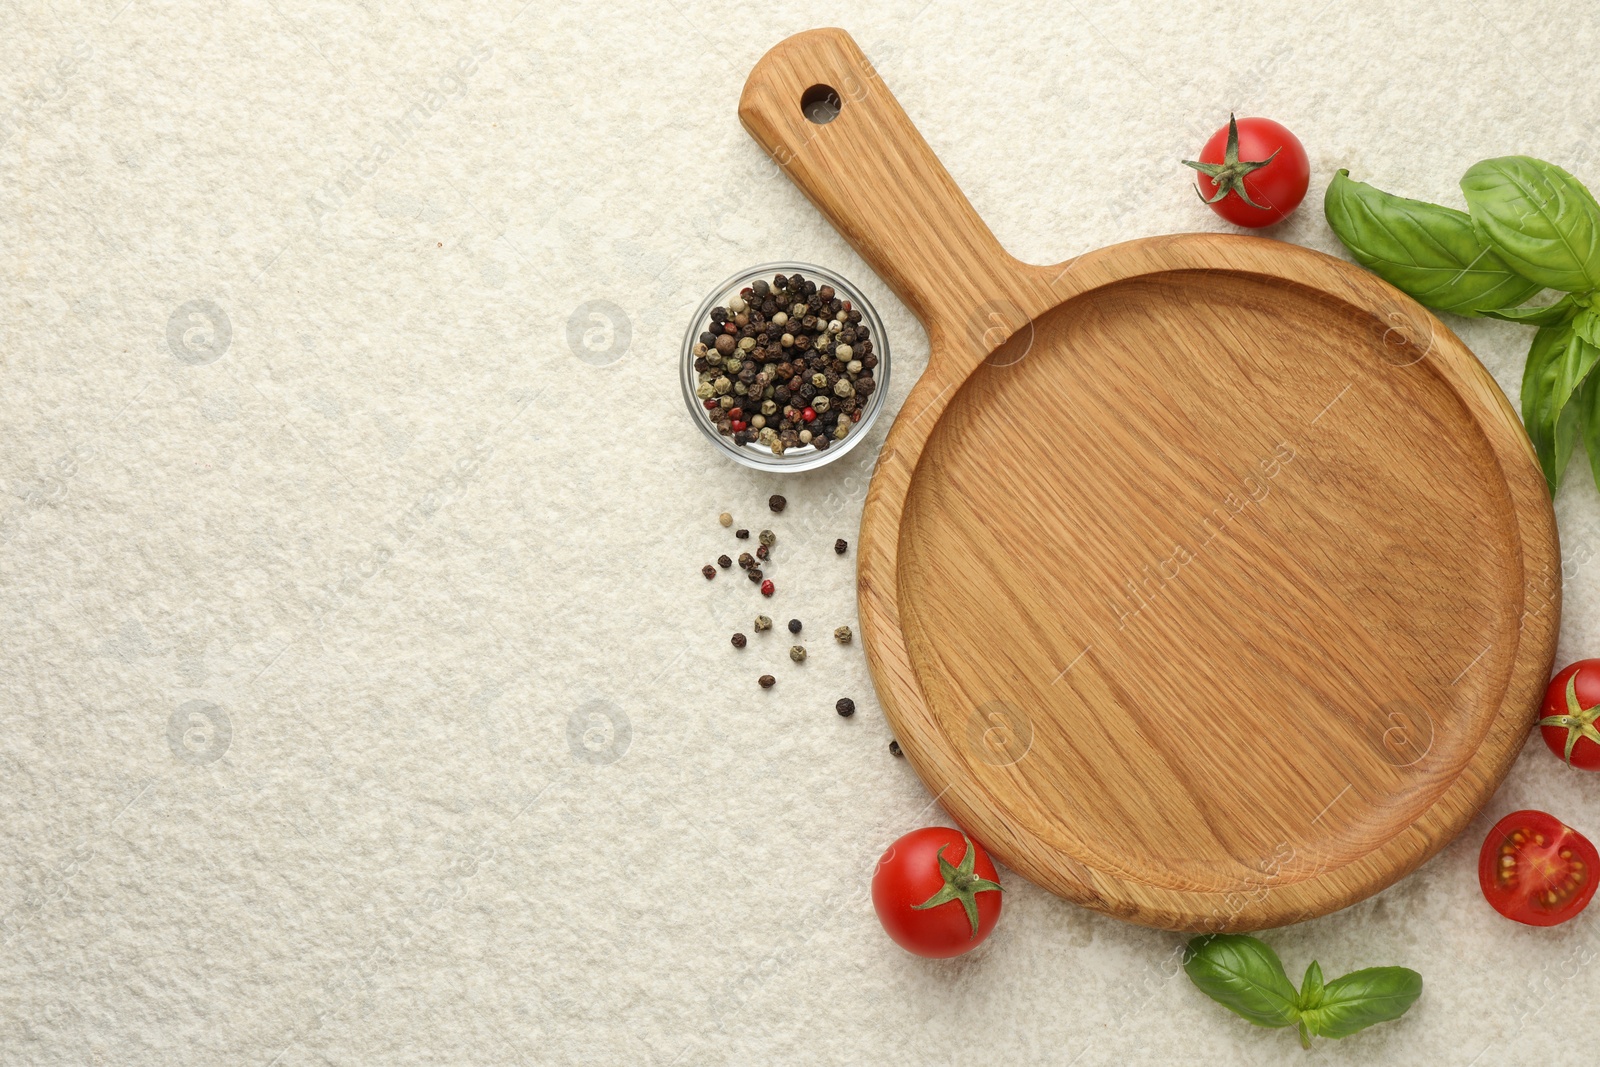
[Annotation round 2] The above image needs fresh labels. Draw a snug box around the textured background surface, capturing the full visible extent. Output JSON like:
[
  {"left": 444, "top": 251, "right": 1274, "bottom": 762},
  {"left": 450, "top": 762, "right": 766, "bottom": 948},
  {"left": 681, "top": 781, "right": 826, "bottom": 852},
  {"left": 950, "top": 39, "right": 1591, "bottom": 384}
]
[{"left": 5, "top": 0, "right": 1600, "bottom": 1063}]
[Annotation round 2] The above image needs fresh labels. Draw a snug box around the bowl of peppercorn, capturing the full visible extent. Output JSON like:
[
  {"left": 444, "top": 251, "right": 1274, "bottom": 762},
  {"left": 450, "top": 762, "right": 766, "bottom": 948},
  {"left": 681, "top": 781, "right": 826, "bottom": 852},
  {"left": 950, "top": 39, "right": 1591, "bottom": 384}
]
[{"left": 683, "top": 262, "right": 889, "bottom": 472}]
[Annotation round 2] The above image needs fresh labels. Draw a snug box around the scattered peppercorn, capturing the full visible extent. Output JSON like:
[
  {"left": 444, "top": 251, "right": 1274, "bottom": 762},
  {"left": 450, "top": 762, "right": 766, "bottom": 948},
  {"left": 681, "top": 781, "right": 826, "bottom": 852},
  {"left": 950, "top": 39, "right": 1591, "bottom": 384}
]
[
  {"left": 790, "top": 645, "right": 807, "bottom": 662},
  {"left": 748, "top": 568, "right": 764, "bottom": 582},
  {"left": 759, "top": 674, "right": 775, "bottom": 689},
  {"left": 719, "top": 512, "right": 733, "bottom": 527},
  {"left": 756, "top": 544, "right": 769, "bottom": 561},
  {"left": 731, "top": 633, "right": 747, "bottom": 648},
  {"left": 738, "top": 552, "right": 754, "bottom": 570},
  {"left": 717, "top": 555, "right": 732, "bottom": 569},
  {"left": 769, "top": 495, "right": 787, "bottom": 512},
  {"left": 736, "top": 529, "right": 750, "bottom": 539},
  {"left": 889, "top": 740, "right": 903, "bottom": 758},
  {"left": 835, "top": 539, "right": 848, "bottom": 555},
  {"left": 754, "top": 615, "right": 772, "bottom": 632},
  {"left": 836, "top": 698, "right": 855, "bottom": 717},
  {"left": 761, "top": 580, "right": 774, "bottom": 596},
  {"left": 834, "top": 625, "right": 852, "bottom": 643},
  {"left": 759, "top": 529, "right": 776, "bottom": 547},
  {"left": 788, "top": 619, "right": 802, "bottom": 634},
  {"left": 701, "top": 564, "right": 716, "bottom": 580}
]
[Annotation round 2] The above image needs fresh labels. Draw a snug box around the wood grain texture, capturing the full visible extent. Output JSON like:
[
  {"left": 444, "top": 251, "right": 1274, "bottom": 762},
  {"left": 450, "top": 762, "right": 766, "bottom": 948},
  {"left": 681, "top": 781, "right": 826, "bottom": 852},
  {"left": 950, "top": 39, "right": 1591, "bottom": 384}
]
[{"left": 740, "top": 28, "right": 1560, "bottom": 931}]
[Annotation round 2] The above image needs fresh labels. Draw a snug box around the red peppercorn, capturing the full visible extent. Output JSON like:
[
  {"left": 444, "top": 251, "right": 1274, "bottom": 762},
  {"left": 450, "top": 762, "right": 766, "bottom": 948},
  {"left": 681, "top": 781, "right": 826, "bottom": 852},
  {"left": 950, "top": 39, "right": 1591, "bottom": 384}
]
[
  {"left": 851, "top": 411, "right": 862, "bottom": 422},
  {"left": 703, "top": 399, "right": 717, "bottom": 409},
  {"left": 730, "top": 420, "right": 746, "bottom": 432},
  {"left": 728, "top": 407, "right": 743, "bottom": 421},
  {"left": 802, "top": 407, "right": 816, "bottom": 422},
  {"left": 760, "top": 579, "right": 774, "bottom": 596}
]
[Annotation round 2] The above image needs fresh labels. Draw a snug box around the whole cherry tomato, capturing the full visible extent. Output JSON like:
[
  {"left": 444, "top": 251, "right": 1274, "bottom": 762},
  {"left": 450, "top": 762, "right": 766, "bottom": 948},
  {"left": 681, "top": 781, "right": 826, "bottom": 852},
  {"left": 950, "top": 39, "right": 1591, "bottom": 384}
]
[
  {"left": 1478, "top": 810, "right": 1599, "bottom": 926},
  {"left": 1183, "top": 114, "right": 1309, "bottom": 228},
  {"left": 1539, "top": 659, "right": 1600, "bottom": 769},
  {"left": 872, "top": 827, "right": 1002, "bottom": 958}
]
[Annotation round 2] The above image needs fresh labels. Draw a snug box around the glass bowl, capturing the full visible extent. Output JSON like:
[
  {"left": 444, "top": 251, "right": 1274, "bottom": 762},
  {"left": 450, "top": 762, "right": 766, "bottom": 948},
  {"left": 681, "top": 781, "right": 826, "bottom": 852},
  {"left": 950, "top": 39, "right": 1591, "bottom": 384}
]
[{"left": 681, "top": 261, "right": 891, "bottom": 473}]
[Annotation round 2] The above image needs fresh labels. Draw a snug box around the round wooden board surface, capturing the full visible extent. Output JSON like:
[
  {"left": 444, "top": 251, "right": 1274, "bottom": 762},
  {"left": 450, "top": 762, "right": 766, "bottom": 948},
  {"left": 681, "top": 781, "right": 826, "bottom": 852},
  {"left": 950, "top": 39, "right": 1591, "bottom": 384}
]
[{"left": 741, "top": 29, "right": 1560, "bottom": 930}]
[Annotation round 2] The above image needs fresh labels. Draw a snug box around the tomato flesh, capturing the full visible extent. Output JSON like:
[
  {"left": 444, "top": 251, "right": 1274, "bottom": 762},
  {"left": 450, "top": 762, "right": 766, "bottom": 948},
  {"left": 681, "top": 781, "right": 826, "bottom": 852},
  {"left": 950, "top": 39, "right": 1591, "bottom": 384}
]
[{"left": 1478, "top": 810, "right": 1598, "bottom": 926}]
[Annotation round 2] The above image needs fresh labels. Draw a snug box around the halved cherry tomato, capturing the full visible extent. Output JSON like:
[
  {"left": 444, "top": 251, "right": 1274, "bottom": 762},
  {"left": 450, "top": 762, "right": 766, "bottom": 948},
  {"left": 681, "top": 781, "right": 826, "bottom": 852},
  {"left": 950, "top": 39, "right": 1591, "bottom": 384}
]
[
  {"left": 1478, "top": 810, "right": 1599, "bottom": 926},
  {"left": 1539, "top": 660, "right": 1600, "bottom": 769}
]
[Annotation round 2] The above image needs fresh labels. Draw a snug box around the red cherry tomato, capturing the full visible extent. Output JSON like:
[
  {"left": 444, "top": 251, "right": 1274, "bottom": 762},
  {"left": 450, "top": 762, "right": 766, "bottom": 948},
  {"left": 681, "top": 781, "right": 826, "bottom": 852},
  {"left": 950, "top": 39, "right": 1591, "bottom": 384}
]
[
  {"left": 1183, "top": 114, "right": 1309, "bottom": 228},
  {"left": 872, "top": 827, "right": 1002, "bottom": 958},
  {"left": 1478, "top": 810, "right": 1598, "bottom": 926},
  {"left": 1540, "top": 660, "right": 1600, "bottom": 769}
]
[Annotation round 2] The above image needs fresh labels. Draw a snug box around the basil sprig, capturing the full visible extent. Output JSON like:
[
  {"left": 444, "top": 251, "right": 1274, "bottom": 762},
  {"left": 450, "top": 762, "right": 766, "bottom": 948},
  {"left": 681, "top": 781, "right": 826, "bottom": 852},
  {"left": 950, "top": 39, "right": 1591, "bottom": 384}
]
[
  {"left": 1325, "top": 157, "right": 1600, "bottom": 494},
  {"left": 1183, "top": 934, "right": 1421, "bottom": 1050}
]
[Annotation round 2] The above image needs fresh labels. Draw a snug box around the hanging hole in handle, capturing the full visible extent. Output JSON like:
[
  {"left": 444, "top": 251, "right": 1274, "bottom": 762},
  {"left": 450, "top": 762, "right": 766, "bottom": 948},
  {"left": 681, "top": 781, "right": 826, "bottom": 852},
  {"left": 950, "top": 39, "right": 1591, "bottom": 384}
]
[{"left": 800, "top": 84, "right": 841, "bottom": 124}]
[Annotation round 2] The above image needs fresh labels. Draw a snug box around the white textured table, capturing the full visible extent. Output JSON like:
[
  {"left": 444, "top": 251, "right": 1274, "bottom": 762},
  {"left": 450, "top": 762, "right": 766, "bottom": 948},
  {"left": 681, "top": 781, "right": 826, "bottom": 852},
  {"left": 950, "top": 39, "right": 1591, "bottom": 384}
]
[{"left": 5, "top": 1, "right": 1600, "bottom": 1063}]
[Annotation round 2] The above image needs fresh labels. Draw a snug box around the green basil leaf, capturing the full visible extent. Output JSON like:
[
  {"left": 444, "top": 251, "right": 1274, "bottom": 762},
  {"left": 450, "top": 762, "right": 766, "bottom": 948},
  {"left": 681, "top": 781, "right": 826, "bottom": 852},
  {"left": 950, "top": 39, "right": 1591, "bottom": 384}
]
[
  {"left": 1576, "top": 364, "right": 1600, "bottom": 494},
  {"left": 1298, "top": 967, "right": 1422, "bottom": 1040},
  {"left": 1522, "top": 321, "right": 1593, "bottom": 493},
  {"left": 1183, "top": 934, "right": 1300, "bottom": 1029},
  {"left": 1575, "top": 307, "right": 1600, "bottom": 349},
  {"left": 1479, "top": 294, "right": 1577, "bottom": 326},
  {"left": 1299, "top": 959, "right": 1325, "bottom": 1009},
  {"left": 1324, "top": 169, "right": 1542, "bottom": 315},
  {"left": 1462, "top": 157, "right": 1600, "bottom": 292}
]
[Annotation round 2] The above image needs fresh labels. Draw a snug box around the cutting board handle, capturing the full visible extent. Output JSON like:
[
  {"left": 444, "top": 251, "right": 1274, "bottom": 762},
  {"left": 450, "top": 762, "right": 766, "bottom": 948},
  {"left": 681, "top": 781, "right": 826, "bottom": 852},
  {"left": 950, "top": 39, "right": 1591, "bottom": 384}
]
[{"left": 740, "top": 29, "right": 1049, "bottom": 363}]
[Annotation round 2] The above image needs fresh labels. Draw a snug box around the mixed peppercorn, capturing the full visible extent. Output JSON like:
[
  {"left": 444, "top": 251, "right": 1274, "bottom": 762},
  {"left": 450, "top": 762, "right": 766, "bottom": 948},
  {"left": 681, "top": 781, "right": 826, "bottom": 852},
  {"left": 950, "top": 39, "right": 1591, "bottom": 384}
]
[
  {"left": 702, "top": 507, "right": 891, "bottom": 751},
  {"left": 692, "top": 276, "right": 879, "bottom": 455}
]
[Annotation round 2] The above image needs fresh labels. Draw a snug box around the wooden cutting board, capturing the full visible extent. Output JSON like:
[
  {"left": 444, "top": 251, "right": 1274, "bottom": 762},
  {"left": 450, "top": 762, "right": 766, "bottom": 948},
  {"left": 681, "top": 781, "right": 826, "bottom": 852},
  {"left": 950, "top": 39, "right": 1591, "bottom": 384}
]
[{"left": 740, "top": 29, "right": 1561, "bottom": 931}]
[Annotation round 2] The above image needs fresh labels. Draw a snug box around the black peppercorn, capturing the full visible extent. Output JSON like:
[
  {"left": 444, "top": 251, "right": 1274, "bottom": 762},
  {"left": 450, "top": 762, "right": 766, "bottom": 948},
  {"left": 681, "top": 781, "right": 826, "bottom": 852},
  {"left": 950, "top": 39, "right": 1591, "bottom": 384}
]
[
  {"left": 747, "top": 567, "right": 763, "bottom": 582},
  {"left": 836, "top": 698, "right": 855, "bottom": 717},
  {"left": 718, "top": 555, "right": 732, "bottom": 569},
  {"left": 835, "top": 538, "right": 848, "bottom": 555},
  {"left": 889, "top": 740, "right": 903, "bottom": 758},
  {"left": 701, "top": 564, "right": 716, "bottom": 580},
  {"left": 731, "top": 633, "right": 747, "bottom": 648},
  {"left": 788, "top": 619, "right": 802, "bottom": 634},
  {"left": 769, "top": 495, "right": 787, "bottom": 512},
  {"left": 735, "top": 529, "right": 750, "bottom": 539},
  {"left": 759, "top": 674, "right": 775, "bottom": 689},
  {"left": 738, "top": 552, "right": 754, "bottom": 570},
  {"left": 756, "top": 544, "right": 769, "bottom": 561}
]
